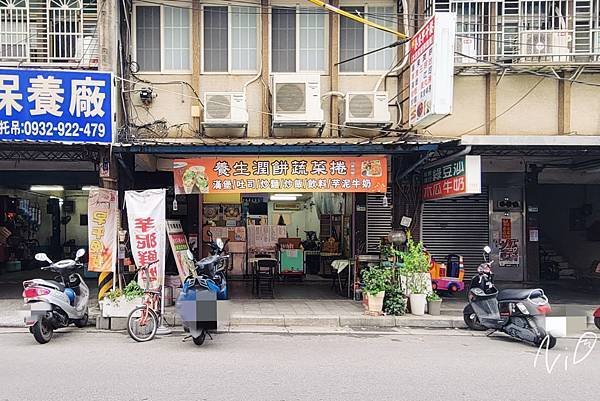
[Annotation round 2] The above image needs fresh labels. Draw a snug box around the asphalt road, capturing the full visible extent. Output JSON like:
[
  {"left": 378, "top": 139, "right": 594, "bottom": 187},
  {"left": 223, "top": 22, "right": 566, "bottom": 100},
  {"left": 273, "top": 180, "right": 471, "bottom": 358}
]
[{"left": 0, "top": 328, "right": 598, "bottom": 401}]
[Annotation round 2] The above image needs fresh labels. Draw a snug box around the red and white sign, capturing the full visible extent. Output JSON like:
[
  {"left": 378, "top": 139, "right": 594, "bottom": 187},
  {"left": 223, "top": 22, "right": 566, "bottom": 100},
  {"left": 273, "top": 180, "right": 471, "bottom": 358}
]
[
  {"left": 87, "top": 188, "right": 118, "bottom": 272},
  {"left": 409, "top": 13, "right": 456, "bottom": 128},
  {"left": 125, "top": 189, "right": 166, "bottom": 290},
  {"left": 166, "top": 220, "right": 195, "bottom": 283},
  {"left": 422, "top": 155, "right": 481, "bottom": 200}
]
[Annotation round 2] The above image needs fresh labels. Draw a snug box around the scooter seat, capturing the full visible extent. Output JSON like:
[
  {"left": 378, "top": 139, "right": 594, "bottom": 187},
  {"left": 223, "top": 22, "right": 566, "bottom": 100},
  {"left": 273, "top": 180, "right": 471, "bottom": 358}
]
[
  {"left": 497, "top": 288, "right": 543, "bottom": 301},
  {"left": 45, "top": 280, "right": 65, "bottom": 291}
]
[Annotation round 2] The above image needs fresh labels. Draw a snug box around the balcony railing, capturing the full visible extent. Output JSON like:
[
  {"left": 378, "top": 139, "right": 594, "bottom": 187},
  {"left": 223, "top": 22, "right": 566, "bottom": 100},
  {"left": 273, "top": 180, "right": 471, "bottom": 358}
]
[{"left": 429, "top": 0, "right": 600, "bottom": 66}]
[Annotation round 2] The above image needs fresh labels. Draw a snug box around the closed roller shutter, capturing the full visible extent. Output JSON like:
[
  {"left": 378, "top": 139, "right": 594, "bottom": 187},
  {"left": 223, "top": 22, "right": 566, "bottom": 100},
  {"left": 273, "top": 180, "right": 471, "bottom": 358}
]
[
  {"left": 366, "top": 188, "right": 392, "bottom": 253},
  {"left": 422, "top": 189, "right": 489, "bottom": 278}
]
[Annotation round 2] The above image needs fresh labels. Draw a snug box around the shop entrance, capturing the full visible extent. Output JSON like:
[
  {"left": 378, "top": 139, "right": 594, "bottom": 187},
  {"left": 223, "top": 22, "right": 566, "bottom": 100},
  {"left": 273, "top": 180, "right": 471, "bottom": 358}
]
[
  {"left": 0, "top": 170, "right": 98, "bottom": 279},
  {"left": 173, "top": 155, "right": 390, "bottom": 301}
]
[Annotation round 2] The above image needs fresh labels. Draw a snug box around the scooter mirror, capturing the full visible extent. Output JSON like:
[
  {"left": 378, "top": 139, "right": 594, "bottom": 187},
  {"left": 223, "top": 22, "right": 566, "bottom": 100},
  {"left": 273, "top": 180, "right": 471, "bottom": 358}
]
[
  {"left": 75, "top": 248, "right": 85, "bottom": 260},
  {"left": 483, "top": 246, "right": 492, "bottom": 254},
  {"left": 216, "top": 238, "right": 224, "bottom": 250},
  {"left": 186, "top": 249, "right": 194, "bottom": 260},
  {"left": 35, "top": 253, "right": 51, "bottom": 263}
]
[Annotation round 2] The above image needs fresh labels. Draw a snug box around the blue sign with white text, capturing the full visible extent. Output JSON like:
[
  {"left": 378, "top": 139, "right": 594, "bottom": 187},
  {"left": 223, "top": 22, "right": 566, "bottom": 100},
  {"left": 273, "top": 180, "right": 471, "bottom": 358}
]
[{"left": 0, "top": 68, "right": 113, "bottom": 144}]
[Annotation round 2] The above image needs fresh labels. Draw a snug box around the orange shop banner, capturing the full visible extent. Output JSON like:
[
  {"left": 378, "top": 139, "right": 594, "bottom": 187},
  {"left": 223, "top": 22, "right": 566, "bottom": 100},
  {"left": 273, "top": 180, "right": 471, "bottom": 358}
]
[
  {"left": 173, "top": 156, "right": 388, "bottom": 195},
  {"left": 87, "top": 188, "right": 118, "bottom": 273}
]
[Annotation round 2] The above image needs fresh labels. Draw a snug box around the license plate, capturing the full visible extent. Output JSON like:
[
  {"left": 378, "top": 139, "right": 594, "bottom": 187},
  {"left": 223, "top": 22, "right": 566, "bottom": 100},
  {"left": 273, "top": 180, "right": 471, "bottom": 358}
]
[{"left": 30, "top": 303, "right": 51, "bottom": 311}]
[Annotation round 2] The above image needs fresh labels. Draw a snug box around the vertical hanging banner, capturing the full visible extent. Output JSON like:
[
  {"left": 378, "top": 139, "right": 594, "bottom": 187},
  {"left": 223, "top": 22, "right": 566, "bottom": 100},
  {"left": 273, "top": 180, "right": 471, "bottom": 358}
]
[
  {"left": 87, "top": 188, "right": 118, "bottom": 272},
  {"left": 125, "top": 189, "right": 166, "bottom": 290},
  {"left": 409, "top": 12, "right": 456, "bottom": 128},
  {"left": 166, "top": 220, "right": 195, "bottom": 282}
]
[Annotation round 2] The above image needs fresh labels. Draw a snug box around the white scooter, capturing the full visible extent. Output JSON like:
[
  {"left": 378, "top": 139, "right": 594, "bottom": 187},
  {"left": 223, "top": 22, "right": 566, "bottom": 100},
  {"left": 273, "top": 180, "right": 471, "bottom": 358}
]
[{"left": 23, "top": 249, "right": 90, "bottom": 344}]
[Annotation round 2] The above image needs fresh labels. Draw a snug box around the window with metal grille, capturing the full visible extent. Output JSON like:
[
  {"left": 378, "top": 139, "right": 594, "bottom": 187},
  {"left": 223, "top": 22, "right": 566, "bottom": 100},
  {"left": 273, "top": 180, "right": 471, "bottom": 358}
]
[
  {"left": 203, "top": 5, "right": 258, "bottom": 73},
  {"left": 339, "top": 5, "right": 396, "bottom": 73},
  {"left": 48, "top": 0, "right": 82, "bottom": 61},
  {"left": 134, "top": 4, "right": 191, "bottom": 72},
  {"left": 0, "top": 0, "right": 29, "bottom": 60},
  {"left": 271, "top": 6, "right": 326, "bottom": 73},
  {"left": 0, "top": 0, "right": 98, "bottom": 66}
]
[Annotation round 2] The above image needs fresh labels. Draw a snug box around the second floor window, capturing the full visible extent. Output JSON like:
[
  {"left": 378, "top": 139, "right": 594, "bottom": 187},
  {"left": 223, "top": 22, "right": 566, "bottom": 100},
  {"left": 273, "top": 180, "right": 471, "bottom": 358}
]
[
  {"left": 271, "top": 7, "right": 326, "bottom": 73},
  {"left": 339, "top": 5, "right": 396, "bottom": 73},
  {"left": 203, "top": 6, "right": 259, "bottom": 73},
  {"left": 134, "top": 4, "right": 191, "bottom": 73},
  {"left": 0, "top": 0, "right": 97, "bottom": 65}
]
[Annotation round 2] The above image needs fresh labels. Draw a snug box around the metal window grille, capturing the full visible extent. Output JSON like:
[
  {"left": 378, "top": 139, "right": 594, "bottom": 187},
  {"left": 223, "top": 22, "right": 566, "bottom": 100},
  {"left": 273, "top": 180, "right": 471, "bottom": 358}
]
[
  {"left": 431, "top": 0, "right": 600, "bottom": 65},
  {"left": 47, "top": 0, "right": 82, "bottom": 62},
  {"left": 0, "top": 0, "right": 29, "bottom": 60},
  {"left": 0, "top": 0, "right": 96, "bottom": 66}
]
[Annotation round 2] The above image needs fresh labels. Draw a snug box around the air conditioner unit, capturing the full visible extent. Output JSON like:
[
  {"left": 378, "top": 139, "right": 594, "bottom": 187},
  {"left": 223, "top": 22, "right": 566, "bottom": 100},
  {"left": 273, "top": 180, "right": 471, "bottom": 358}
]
[
  {"left": 342, "top": 92, "right": 391, "bottom": 125},
  {"left": 519, "top": 31, "right": 570, "bottom": 61},
  {"left": 76, "top": 36, "right": 99, "bottom": 67},
  {"left": 455, "top": 36, "right": 477, "bottom": 64},
  {"left": 271, "top": 74, "right": 324, "bottom": 127},
  {"left": 204, "top": 92, "right": 248, "bottom": 124}
]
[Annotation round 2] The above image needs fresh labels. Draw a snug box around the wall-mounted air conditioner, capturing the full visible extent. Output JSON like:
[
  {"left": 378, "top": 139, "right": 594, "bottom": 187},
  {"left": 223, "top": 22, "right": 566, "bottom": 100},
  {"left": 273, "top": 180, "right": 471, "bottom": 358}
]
[
  {"left": 455, "top": 36, "right": 477, "bottom": 64},
  {"left": 342, "top": 92, "right": 391, "bottom": 126},
  {"left": 203, "top": 92, "right": 249, "bottom": 124},
  {"left": 519, "top": 31, "right": 570, "bottom": 61},
  {"left": 271, "top": 74, "right": 324, "bottom": 127}
]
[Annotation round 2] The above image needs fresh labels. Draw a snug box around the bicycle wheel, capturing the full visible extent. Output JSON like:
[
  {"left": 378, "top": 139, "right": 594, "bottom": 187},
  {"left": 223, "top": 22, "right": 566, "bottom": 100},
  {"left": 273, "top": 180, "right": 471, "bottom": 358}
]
[{"left": 127, "top": 306, "right": 158, "bottom": 342}]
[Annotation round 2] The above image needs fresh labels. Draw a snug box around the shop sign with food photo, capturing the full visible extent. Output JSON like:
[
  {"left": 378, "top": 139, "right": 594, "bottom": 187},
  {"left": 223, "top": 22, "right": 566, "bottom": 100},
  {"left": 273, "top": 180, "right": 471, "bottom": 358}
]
[{"left": 172, "top": 156, "right": 388, "bottom": 195}]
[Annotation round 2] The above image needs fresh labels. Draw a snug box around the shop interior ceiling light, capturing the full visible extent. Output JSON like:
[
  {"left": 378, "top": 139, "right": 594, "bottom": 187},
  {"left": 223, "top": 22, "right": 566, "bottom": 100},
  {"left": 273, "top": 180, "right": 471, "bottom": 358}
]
[
  {"left": 30, "top": 185, "right": 64, "bottom": 192},
  {"left": 81, "top": 186, "right": 97, "bottom": 191},
  {"left": 270, "top": 194, "right": 301, "bottom": 201}
]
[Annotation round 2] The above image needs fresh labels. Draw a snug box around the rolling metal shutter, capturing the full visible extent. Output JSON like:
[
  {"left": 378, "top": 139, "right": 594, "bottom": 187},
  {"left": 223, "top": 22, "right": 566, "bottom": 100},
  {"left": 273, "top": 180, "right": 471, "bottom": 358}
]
[
  {"left": 421, "top": 189, "right": 489, "bottom": 278},
  {"left": 366, "top": 188, "right": 393, "bottom": 253}
]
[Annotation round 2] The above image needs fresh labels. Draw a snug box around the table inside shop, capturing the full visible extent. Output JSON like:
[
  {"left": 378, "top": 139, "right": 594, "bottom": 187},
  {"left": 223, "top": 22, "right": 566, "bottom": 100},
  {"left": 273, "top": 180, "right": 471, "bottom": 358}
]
[
  {"left": 248, "top": 257, "right": 278, "bottom": 296},
  {"left": 319, "top": 252, "right": 342, "bottom": 277},
  {"left": 330, "top": 259, "right": 354, "bottom": 298}
]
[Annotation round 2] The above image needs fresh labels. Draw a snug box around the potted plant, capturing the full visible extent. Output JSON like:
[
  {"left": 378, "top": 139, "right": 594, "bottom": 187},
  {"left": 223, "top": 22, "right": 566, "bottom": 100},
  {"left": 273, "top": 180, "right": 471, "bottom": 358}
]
[
  {"left": 100, "top": 280, "right": 145, "bottom": 318},
  {"left": 399, "top": 233, "right": 431, "bottom": 316},
  {"left": 361, "top": 266, "right": 391, "bottom": 315},
  {"left": 427, "top": 292, "right": 442, "bottom": 316}
]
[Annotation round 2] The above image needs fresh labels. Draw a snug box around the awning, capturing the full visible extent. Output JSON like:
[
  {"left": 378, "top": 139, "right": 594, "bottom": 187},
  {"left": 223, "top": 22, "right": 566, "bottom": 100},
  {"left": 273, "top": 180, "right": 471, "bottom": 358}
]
[
  {"left": 113, "top": 136, "right": 457, "bottom": 155},
  {"left": 461, "top": 135, "right": 600, "bottom": 147}
]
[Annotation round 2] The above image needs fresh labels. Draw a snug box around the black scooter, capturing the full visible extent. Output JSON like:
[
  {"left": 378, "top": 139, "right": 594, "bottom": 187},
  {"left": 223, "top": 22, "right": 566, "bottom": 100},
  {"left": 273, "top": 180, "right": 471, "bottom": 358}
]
[{"left": 463, "top": 246, "right": 557, "bottom": 349}]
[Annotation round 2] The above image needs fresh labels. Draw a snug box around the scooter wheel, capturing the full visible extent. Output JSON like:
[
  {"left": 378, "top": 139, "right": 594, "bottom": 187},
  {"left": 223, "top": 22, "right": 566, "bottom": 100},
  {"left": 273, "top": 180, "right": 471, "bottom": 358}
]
[
  {"left": 594, "top": 317, "right": 600, "bottom": 330},
  {"left": 537, "top": 334, "right": 557, "bottom": 350},
  {"left": 192, "top": 330, "right": 206, "bottom": 346},
  {"left": 74, "top": 312, "right": 88, "bottom": 328},
  {"left": 464, "top": 313, "right": 487, "bottom": 331},
  {"left": 32, "top": 318, "right": 53, "bottom": 344}
]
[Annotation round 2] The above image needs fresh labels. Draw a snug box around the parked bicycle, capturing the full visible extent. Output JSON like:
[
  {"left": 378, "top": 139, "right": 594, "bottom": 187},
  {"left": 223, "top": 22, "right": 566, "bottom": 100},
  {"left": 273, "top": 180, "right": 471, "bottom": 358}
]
[{"left": 126, "top": 260, "right": 163, "bottom": 342}]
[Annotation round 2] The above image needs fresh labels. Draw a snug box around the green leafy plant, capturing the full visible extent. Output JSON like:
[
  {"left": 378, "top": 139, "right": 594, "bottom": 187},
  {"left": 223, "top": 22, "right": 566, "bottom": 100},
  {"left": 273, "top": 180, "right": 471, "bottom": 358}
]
[
  {"left": 123, "top": 280, "right": 144, "bottom": 300},
  {"left": 105, "top": 288, "right": 123, "bottom": 302},
  {"left": 398, "top": 232, "right": 431, "bottom": 295},
  {"left": 362, "top": 266, "right": 392, "bottom": 296},
  {"left": 104, "top": 280, "right": 144, "bottom": 302},
  {"left": 427, "top": 292, "right": 441, "bottom": 302},
  {"left": 383, "top": 286, "right": 407, "bottom": 316}
]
